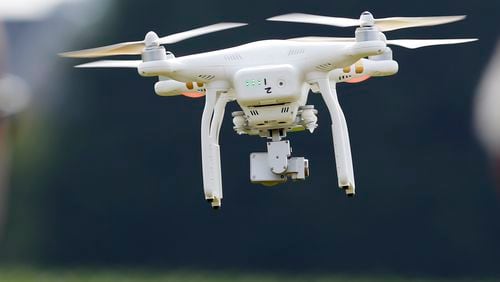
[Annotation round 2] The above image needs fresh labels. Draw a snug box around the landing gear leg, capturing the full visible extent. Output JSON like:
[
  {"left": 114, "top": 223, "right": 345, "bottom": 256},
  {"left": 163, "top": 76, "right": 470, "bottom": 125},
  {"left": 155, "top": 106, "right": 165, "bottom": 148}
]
[
  {"left": 201, "top": 88, "right": 229, "bottom": 208},
  {"left": 312, "top": 77, "right": 356, "bottom": 197}
]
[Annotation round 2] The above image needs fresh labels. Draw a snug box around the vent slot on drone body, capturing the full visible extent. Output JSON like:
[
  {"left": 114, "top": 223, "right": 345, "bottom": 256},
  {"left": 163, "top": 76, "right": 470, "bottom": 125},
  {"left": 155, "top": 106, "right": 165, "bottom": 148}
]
[
  {"left": 316, "top": 63, "right": 335, "bottom": 72},
  {"left": 281, "top": 107, "right": 290, "bottom": 113},
  {"left": 224, "top": 54, "right": 243, "bottom": 61},
  {"left": 339, "top": 74, "right": 352, "bottom": 81},
  {"left": 197, "top": 74, "right": 215, "bottom": 80},
  {"left": 249, "top": 110, "right": 259, "bottom": 116},
  {"left": 288, "top": 48, "right": 305, "bottom": 56}
]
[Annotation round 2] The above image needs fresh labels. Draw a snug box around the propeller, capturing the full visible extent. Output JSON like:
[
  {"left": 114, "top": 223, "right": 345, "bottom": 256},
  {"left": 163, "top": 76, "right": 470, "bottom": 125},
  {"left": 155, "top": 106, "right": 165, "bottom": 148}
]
[
  {"left": 60, "top": 22, "right": 247, "bottom": 58},
  {"left": 384, "top": 38, "right": 478, "bottom": 49},
  {"left": 75, "top": 60, "right": 142, "bottom": 68},
  {"left": 268, "top": 12, "right": 466, "bottom": 32},
  {"left": 289, "top": 36, "right": 477, "bottom": 49}
]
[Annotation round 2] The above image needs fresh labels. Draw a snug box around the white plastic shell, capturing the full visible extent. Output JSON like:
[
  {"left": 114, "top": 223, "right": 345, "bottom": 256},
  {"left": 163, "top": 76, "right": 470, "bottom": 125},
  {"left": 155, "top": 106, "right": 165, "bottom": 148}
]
[
  {"left": 242, "top": 102, "right": 299, "bottom": 129},
  {"left": 154, "top": 80, "right": 204, "bottom": 96},
  {"left": 233, "top": 64, "right": 302, "bottom": 107},
  {"left": 330, "top": 58, "right": 398, "bottom": 83},
  {"left": 267, "top": 140, "right": 291, "bottom": 174},
  {"left": 250, "top": 153, "right": 287, "bottom": 186}
]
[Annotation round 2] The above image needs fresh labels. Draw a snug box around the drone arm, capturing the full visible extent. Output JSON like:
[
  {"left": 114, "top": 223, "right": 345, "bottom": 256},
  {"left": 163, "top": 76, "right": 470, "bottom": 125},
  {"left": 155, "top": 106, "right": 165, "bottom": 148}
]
[
  {"left": 314, "top": 77, "right": 355, "bottom": 195},
  {"left": 330, "top": 58, "right": 399, "bottom": 84},
  {"left": 201, "top": 88, "right": 229, "bottom": 208}
]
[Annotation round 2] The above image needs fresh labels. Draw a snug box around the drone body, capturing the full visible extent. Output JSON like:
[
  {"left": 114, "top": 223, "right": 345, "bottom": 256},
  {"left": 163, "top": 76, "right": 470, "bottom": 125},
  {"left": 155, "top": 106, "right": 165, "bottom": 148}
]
[{"left": 62, "top": 11, "right": 477, "bottom": 209}]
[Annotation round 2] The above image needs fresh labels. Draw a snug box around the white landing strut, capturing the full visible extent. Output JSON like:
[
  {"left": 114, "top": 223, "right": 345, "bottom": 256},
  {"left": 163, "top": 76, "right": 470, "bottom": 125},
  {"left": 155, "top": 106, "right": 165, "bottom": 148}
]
[
  {"left": 312, "top": 77, "right": 356, "bottom": 196},
  {"left": 201, "top": 87, "right": 230, "bottom": 208}
]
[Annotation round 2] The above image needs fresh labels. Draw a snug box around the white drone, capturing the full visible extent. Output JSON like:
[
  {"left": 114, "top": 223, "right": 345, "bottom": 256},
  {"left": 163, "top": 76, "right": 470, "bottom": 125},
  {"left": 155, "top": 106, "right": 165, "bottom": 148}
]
[{"left": 61, "top": 11, "right": 477, "bottom": 209}]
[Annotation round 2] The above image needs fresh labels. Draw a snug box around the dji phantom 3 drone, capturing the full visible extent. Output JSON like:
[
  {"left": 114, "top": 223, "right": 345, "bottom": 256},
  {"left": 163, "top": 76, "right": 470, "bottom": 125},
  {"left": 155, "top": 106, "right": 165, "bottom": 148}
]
[{"left": 61, "top": 11, "right": 477, "bottom": 209}]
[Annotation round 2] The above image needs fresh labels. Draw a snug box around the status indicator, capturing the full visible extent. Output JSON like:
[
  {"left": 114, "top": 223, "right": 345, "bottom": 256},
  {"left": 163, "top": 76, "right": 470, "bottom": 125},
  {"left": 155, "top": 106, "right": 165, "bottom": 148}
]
[{"left": 245, "top": 79, "right": 264, "bottom": 87}]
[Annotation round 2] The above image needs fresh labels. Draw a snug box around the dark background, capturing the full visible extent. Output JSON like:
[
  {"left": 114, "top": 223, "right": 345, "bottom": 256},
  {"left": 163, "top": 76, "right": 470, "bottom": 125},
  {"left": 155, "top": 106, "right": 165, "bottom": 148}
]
[{"left": 2, "top": 0, "right": 499, "bottom": 278}]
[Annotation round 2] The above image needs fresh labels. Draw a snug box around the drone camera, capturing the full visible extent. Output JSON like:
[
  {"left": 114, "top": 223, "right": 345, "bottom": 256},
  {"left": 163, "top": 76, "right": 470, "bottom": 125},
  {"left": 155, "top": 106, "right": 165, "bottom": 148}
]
[
  {"left": 250, "top": 153, "right": 309, "bottom": 186},
  {"left": 250, "top": 136, "right": 310, "bottom": 186}
]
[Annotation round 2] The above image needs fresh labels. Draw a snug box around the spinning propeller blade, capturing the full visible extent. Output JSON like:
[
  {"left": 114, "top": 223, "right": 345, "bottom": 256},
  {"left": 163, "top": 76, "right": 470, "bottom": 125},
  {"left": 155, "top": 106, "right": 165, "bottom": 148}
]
[
  {"left": 268, "top": 13, "right": 359, "bottom": 27},
  {"left": 289, "top": 36, "right": 477, "bottom": 49},
  {"left": 386, "top": 38, "right": 478, "bottom": 49},
  {"left": 156, "top": 23, "right": 247, "bottom": 45},
  {"left": 374, "top": 16, "right": 466, "bottom": 32},
  {"left": 268, "top": 12, "right": 465, "bottom": 32},
  {"left": 75, "top": 60, "right": 142, "bottom": 68},
  {"left": 60, "top": 22, "right": 247, "bottom": 58}
]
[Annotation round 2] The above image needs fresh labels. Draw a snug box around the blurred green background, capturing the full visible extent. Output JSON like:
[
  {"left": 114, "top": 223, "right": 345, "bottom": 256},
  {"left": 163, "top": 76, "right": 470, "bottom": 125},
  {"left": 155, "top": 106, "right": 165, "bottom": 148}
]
[{"left": 0, "top": 0, "right": 499, "bottom": 281}]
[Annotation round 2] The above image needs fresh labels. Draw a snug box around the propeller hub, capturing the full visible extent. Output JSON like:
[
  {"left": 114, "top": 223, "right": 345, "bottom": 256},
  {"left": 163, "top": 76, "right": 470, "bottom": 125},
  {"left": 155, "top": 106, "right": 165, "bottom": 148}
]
[
  {"left": 142, "top": 31, "right": 173, "bottom": 62},
  {"left": 144, "top": 31, "right": 160, "bottom": 48},
  {"left": 359, "top": 11, "right": 375, "bottom": 27}
]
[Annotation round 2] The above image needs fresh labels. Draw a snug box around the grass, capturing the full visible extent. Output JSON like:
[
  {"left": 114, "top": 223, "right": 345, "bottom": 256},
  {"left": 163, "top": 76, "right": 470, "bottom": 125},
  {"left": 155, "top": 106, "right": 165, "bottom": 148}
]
[{"left": 0, "top": 267, "right": 497, "bottom": 282}]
